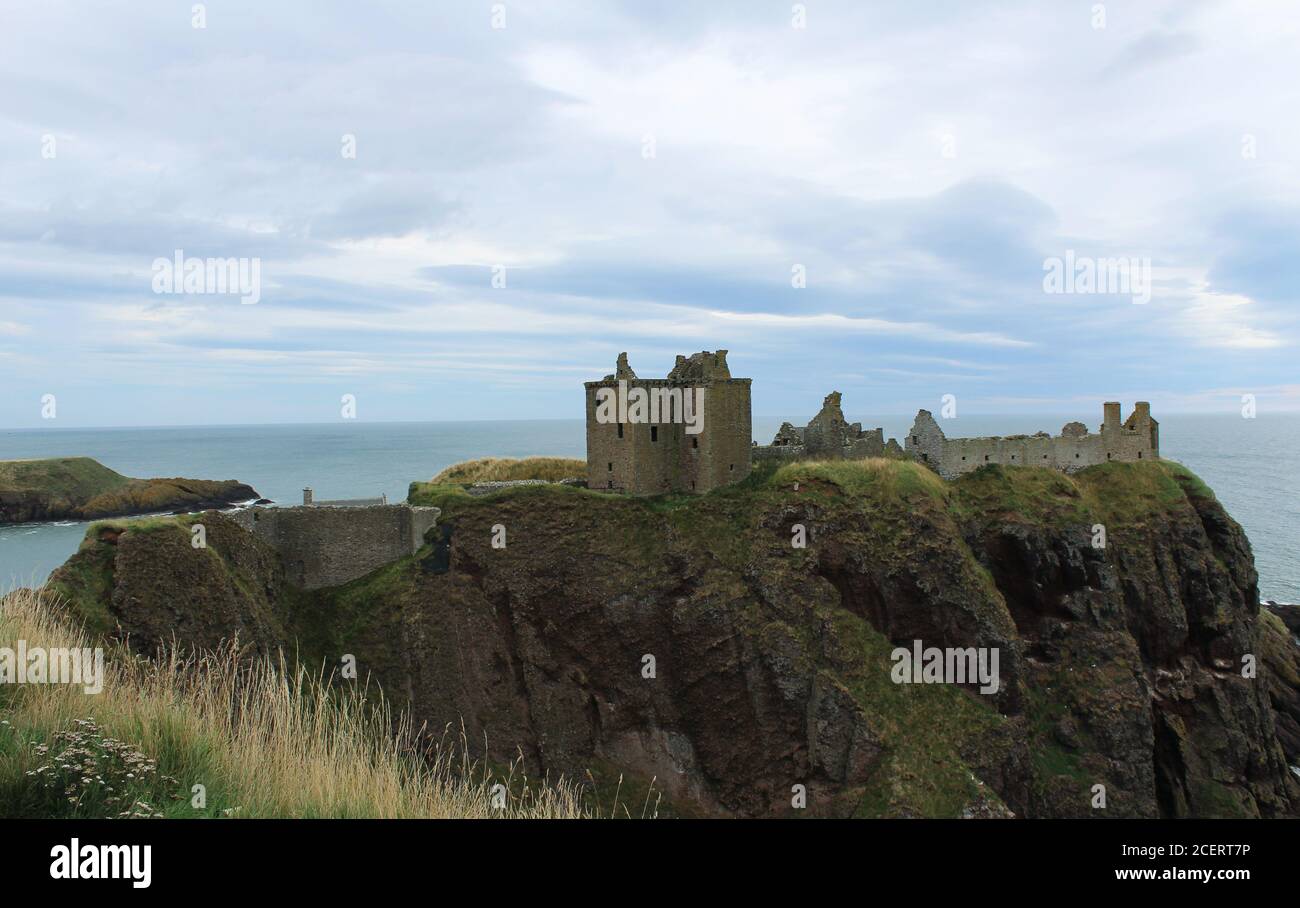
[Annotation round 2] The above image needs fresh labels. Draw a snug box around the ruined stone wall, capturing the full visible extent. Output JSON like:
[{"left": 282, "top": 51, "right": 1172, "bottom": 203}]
[
  {"left": 229, "top": 504, "right": 440, "bottom": 590},
  {"left": 755, "top": 391, "right": 887, "bottom": 463},
  {"left": 585, "top": 351, "right": 752, "bottom": 495},
  {"left": 906, "top": 403, "right": 1159, "bottom": 480}
]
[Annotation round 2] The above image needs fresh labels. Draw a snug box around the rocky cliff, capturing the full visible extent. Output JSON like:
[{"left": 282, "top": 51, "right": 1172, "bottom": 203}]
[
  {"left": 46, "top": 459, "right": 1300, "bottom": 818},
  {"left": 0, "top": 457, "right": 258, "bottom": 525}
]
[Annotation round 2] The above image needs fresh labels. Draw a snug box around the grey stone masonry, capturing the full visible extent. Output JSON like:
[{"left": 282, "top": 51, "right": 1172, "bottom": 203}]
[
  {"left": 754, "top": 391, "right": 891, "bottom": 462},
  {"left": 230, "top": 503, "right": 439, "bottom": 590},
  {"left": 905, "top": 401, "right": 1159, "bottom": 479},
  {"left": 585, "top": 350, "right": 752, "bottom": 495}
]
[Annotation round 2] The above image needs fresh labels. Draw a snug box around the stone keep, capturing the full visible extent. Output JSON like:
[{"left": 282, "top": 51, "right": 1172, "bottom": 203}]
[
  {"left": 585, "top": 350, "right": 752, "bottom": 495},
  {"left": 905, "top": 401, "right": 1159, "bottom": 479}
]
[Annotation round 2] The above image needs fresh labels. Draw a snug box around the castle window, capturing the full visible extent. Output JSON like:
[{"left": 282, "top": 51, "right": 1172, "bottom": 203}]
[
  {"left": 922, "top": 453, "right": 928, "bottom": 462},
  {"left": 1138, "top": 451, "right": 1143, "bottom": 458},
  {"left": 729, "top": 463, "right": 734, "bottom": 472},
  {"left": 1043, "top": 454, "right": 1047, "bottom": 459},
  {"left": 692, "top": 437, "right": 698, "bottom": 449},
  {"left": 961, "top": 456, "right": 966, "bottom": 461},
  {"left": 617, "top": 423, "right": 623, "bottom": 439},
  {"left": 912, "top": 436, "right": 918, "bottom": 444},
  {"left": 608, "top": 480, "right": 613, "bottom": 489},
  {"left": 1075, "top": 453, "right": 1080, "bottom": 458},
  {"left": 1107, "top": 453, "right": 1112, "bottom": 460},
  {"left": 650, "top": 426, "right": 658, "bottom": 442},
  {"left": 984, "top": 454, "right": 989, "bottom": 461},
  {"left": 691, "top": 481, "right": 696, "bottom": 490},
  {"left": 607, "top": 462, "right": 613, "bottom": 472}
]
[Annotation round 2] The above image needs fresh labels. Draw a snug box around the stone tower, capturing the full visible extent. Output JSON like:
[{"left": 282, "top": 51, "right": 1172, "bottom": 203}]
[{"left": 584, "top": 350, "right": 753, "bottom": 495}]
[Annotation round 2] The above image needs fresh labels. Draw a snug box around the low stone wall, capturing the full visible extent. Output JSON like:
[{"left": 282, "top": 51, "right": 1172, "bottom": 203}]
[
  {"left": 753, "top": 444, "right": 805, "bottom": 462},
  {"left": 229, "top": 503, "right": 439, "bottom": 590}
]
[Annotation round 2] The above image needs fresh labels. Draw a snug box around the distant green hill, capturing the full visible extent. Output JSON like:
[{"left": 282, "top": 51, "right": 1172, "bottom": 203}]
[
  {"left": 0, "top": 457, "right": 258, "bottom": 525},
  {"left": 0, "top": 457, "right": 132, "bottom": 503}
]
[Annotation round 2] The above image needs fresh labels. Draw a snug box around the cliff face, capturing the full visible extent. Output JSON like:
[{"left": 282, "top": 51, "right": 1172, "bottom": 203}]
[
  {"left": 48, "top": 460, "right": 1300, "bottom": 818},
  {"left": 0, "top": 457, "right": 257, "bottom": 525}
]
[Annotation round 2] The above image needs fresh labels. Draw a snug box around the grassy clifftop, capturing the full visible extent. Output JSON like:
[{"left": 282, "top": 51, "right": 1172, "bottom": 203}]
[
  {"left": 0, "top": 457, "right": 130, "bottom": 504},
  {"left": 0, "top": 456, "right": 258, "bottom": 525},
  {"left": 426, "top": 456, "right": 586, "bottom": 485},
  {"left": 44, "top": 457, "right": 1300, "bottom": 818}
]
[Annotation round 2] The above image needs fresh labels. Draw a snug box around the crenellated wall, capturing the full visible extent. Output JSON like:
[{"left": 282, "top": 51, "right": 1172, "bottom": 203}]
[{"left": 229, "top": 503, "right": 440, "bottom": 590}]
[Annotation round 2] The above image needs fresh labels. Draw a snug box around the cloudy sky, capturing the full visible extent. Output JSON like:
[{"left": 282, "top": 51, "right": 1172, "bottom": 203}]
[{"left": 2, "top": 0, "right": 1298, "bottom": 428}]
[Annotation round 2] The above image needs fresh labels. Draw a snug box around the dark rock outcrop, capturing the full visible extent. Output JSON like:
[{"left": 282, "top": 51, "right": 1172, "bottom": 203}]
[{"left": 46, "top": 461, "right": 1300, "bottom": 818}]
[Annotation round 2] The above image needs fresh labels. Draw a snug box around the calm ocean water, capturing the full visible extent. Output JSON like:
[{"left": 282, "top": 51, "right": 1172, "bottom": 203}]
[{"left": 1, "top": 415, "right": 1296, "bottom": 601}]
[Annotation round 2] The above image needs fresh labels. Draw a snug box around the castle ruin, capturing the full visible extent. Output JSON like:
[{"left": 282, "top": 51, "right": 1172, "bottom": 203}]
[
  {"left": 905, "top": 401, "right": 1159, "bottom": 480},
  {"left": 754, "top": 391, "right": 903, "bottom": 462},
  {"left": 587, "top": 350, "right": 1161, "bottom": 494},
  {"left": 584, "top": 350, "right": 752, "bottom": 495}
]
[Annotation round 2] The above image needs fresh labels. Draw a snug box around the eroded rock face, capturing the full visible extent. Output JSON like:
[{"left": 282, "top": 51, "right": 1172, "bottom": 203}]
[{"left": 47, "top": 464, "right": 1300, "bottom": 818}]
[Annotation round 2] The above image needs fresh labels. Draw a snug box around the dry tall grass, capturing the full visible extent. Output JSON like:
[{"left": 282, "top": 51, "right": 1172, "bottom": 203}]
[
  {"left": 0, "top": 587, "right": 589, "bottom": 818},
  {"left": 430, "top": 456, "right": 586, "bottom": 485}
]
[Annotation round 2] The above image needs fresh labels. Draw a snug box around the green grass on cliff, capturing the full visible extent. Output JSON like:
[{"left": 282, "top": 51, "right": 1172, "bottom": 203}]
[
  {"left": 429, "top": 456, "right": 587, "bottom": 485},
  {"left": 0, "top": 457, "right": 129, "bottom": 502},
  {"left": 945, "top": 460, "right": 1213, "bottom": 527},
  {"left": 39, "top": 456, "right": 1233, "bottom": 818},
  {"left": 769, "top": 456, "right": 949, "bottom": 503},
  {"left": 1, "top": 456, "right": 256, "bottom": 523}
]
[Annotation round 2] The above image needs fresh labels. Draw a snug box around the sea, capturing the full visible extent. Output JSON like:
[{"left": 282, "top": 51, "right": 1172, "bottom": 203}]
[{"left": 1, "top": 414, "right": 1296, "bottom": 602}]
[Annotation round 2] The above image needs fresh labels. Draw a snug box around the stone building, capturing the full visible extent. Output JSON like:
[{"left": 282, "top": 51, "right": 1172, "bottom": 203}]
[
  {"left": 230, "top": 502, "right": 439, "bottom": 590},
  {"left": 754, "top": 391, "right": 901, "bottom": 462},
  {"left": 905, "top": 401, "right": 1159, "bottom": 480},
  {"left": 584, "top": 350, "right": 752, "bottom": 495}
]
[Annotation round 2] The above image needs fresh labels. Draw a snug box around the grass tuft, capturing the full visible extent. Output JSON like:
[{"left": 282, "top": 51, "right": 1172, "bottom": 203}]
[
  {"left": 429, "top": 457, "right": 585, "bottom": 485},
  {"left": 0, "top": 587, "right": 589, "bottom": 819}
]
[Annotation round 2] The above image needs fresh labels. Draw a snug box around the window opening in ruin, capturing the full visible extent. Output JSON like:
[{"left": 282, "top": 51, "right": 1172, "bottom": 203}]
[
  {"left": 692, "top": 437, "right": 698, "bottom": 449},
  {"left": 617, "top": 423, "right": 623, "bottom": 439},
  {"left": 650, "top": 426, "right": 658, "bottom": 442},
  {"left": 607, "top": 462, "right": 613, "bottom": 471}
]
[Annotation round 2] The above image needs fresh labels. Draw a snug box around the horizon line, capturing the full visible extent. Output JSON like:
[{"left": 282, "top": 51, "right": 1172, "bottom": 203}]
[{"left": 1, "top": 410, "right": 1294, "bottom": 433}]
